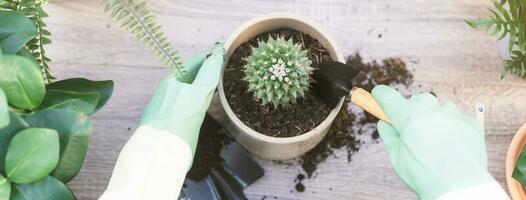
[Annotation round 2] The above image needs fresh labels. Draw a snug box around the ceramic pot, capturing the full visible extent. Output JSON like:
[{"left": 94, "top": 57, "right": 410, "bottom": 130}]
[
  {"left": 208, "top": 13, "right": 345, "bottom": 160},
  {"left": 505, "top": 123, "right": 526, "bottom": 199}
]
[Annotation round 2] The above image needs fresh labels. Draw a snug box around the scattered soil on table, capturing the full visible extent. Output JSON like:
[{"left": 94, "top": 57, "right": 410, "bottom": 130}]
[
  {"left": 223, "top": 28, "right": 332, "bottom": 137},
  {"left": 186, "top": 115, "right": 232, "bottom": 181},
  {"left": 294, "top": 173, "right": 306, "bottom": 192},
  {"left": 298, "top": 53, "right": 414, "bottom": 178}
]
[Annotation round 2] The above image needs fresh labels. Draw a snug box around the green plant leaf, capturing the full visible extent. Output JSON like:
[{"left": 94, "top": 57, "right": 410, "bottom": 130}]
[
  {"left": 24, "top": 109, "right": 92, "bottom": 183},
  {"left": 0, "top": 174, "right": 10, "bottom": 199},
  {"left": 39, "top": 89, "right": 100, "bottom": 115},
  {"left": 0, "top": 89, "right": 8, "bottom": 129},
  {"left": 466, "top": 0, "right": 526, "bottom": 78},
  {"left": 47, "top": 78, "right": 114, "bottom": 112},
  {"left": 5, "top": 128, "right": 59, "bottom": 184},
  {"left": 0, "top": 112, "right": 28, "bottom": 175},
  {"left": 513, "top": 147, "right": 526, "bottom": 185},
  {"left": 0, "top": 10, "right": 37, "bottom": 54},
  {"left": 0, "top": 54, "right": 45, "bottom": 110},
  {"left": 11, "top": 176, "right": 75, "bottom": 200},
  {"left": 99, "top": 0, "right": 190, "bottom": 82}
]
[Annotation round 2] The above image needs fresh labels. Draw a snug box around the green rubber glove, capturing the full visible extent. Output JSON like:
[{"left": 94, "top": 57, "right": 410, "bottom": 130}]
[
  {"left": 372, "top": 85, "right": 494, "bottom": 200},
  {"left": 139, "top": 43, "right": 224, "bottom": 157}
]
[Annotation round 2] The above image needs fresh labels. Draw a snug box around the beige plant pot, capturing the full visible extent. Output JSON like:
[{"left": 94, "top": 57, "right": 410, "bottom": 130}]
[
  {"left": 506, "top": 123, "right": 526, "bottom": 199},
  {"left": 208, "top": 13, "right": 345, "bottom": 160}
]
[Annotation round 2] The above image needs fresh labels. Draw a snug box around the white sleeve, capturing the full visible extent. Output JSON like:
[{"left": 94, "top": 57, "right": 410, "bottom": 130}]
[
  {"left": 99, "top": 125, "right": 193, "bottom": 200},
  {"left": 437, "top": 180, "right": 510, "bottom": 200}
]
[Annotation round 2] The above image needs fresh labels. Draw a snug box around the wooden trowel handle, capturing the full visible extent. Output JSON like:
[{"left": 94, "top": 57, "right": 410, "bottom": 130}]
[{"left": 349, "top": 88, "right": 391, "bottom": 124}]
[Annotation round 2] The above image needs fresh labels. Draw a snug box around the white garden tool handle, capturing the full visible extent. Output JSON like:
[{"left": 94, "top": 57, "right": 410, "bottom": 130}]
[{"left": 99, "top": 126, "right": 192, "bottom": 200}]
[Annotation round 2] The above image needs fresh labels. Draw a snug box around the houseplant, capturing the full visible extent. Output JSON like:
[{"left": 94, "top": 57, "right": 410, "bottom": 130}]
[
  {"left": 209, "top": 13, "right": 345, "bottom": 160},
  {"left": 466, "top": 0, "right": 526, "bottom": 78},
  {"left": 506, "top": 123, "right": 526, "bottom": 199},
  {"left": 0, "top": 8, "right": 113, "bottom": 200}
]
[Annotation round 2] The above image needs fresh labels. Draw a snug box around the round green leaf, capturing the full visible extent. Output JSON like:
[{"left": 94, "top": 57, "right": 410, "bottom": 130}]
[
  {"left": 6, "top": 128, "right": 59, "bottom": 184},
  {"left": 0, "top": 54, "right": 45, "bottom": 109},
  {"left": 47, "top": 78, "right": 114, "bottom": 112},
  {"left": 11, "top": 176, "right": 75, "bottom": 200},
  {"left": 0, "top": 88, "right": 8, "bottom": 129},
  {"left": 39, "top": 89, "right": 99, "bottom": 115},
  {"left": 0, "top": 11, "right": 37, "bottom": 54},
  {"left": 0, "top": 174, "right": 10, "bottom": 200},
  {"left": 0, "top": 112, "right": 28, "bottom": 174},
  {"left": 25, "top": 109, "right": 92, "bottom": 183}
]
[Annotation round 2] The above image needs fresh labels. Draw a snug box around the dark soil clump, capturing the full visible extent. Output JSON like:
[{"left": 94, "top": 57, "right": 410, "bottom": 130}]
[
  {"left": 186, "top": 115, "right": 232, "bottom": 180},
  {"left": 294, "top": 173, "right": 306, "bottom": 192},
  {"left": 223, "top": 28, "right": 332, "bottom": 137},
  {"left": 298, "top": 53, "right": 414, "bottom": 177}
]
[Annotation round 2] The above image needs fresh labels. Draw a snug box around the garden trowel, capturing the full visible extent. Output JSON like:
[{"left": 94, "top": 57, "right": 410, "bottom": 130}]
[
  {"left": 179, "top": 115, "right": 264, "bottom": 200},
  {"left": 312, "top": 61, "right": 391, "bottom": 123}
]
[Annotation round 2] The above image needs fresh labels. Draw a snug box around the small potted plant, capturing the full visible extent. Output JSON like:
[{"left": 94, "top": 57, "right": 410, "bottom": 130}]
[
  {"left": 209, "top": 13, "right": 345, "bottom": 160},
  {"left": 506, "top": 123, "right": 526, "bottom": 199},
  {"left": 466, "top": 0, "right": 526, "bottom": 78}
]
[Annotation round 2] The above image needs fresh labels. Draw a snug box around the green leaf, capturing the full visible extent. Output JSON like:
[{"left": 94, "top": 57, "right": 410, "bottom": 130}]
[
  {"left": 11, "top": 176, "right": 75, "bottom": 200},
  {"left": 0, "top": 174, "right": 10, "bottom": 199},
  {"left": 39, "top": 89, "right": 100, "bottom": 115},
  {"left": 0, "top": 11, "right": 37, "bottom": 54},
  {"left": 0, "top": 54, "right": 45, "bottom": 110},
  {"left": 514, "top": 147, "right": 526, "bottom": 185},
  {"left": 0, "top": 89, "right": 8, "bottom": 129},
  {"left": 5, "top": 128, "right": 59, "bottom": 184},
  {"left": 0, "top": 112, "right": 28, "bottom": 175},
  {"left": 24, "top": 109, "right": 92, "bottom": 183},
  {"left": 99, "top": 0, "right": 190, "bottom": 82},
  {"left": 47, "top": 78, "right": 114, "bottom": 112}
]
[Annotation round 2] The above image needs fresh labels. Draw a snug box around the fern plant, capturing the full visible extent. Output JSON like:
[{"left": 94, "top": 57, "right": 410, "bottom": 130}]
[
  {"left": 466, "top": 0, "right": 526, "bottom": 78},
  {"left": 244, "top": 36, "right": 313, "bottom": 108},
  {"left": 0, "top": 0, "right": 53, "bottom": 82},
  {"left": 98, "top": 0, "right": 191, "bottom": 82}
]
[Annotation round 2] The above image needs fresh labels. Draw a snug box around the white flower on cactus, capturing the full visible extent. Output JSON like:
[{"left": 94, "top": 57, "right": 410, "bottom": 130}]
[
  {"left": 269, "top": 60, "right": 289, "bottom": 82},
  {"left": 243, "top": 36, "right": 313, "bottom": 108}
]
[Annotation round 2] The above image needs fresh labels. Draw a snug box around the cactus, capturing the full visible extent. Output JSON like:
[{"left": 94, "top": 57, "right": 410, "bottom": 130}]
[{"left": 243, "top": 36, "right": 313, "bottom": 108}]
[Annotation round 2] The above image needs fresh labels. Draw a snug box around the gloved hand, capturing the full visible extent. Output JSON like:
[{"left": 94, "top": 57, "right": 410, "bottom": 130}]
[
  {"left": 140, "top": 43, "right": 225, "bottom": 158},
  {"left": 100, "top": 44, "right": 224, "bottom": 200},
  {"left": 372, "top": 85, "right": 500, "bottom": 200}
]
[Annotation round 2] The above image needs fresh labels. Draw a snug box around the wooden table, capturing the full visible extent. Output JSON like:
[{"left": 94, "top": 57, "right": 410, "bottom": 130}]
[{"left": 46, "top": 0, "right": 526, "bottom": 199}]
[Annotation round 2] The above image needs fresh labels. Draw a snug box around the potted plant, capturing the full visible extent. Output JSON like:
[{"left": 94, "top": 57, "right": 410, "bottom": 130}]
[
  {"left": 466, "top": 0, "right": 526, "bottom": 78},
  {"left": 506, "top": 123, "right": 526, "bottom": 199},
  {"left": 0, "top": 5, "right": 114, "bottom": 200},
  {"left": 208, "top": 13, "right": 345, "bottom": 160}
]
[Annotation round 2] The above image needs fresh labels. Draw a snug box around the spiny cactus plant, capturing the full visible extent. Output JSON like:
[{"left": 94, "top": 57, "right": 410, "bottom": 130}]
[{"left": 244, "top": 36, "right": 313, "bottom": 108}]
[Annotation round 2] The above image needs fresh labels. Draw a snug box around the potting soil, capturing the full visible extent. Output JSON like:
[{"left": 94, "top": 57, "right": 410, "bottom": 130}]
[{"left": 298, "top": 53, "right": 415, "bottom": 179}]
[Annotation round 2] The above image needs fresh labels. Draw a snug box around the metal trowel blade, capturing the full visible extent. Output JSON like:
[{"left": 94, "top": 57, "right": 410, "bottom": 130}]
[
  {"left": 181, "top": 176, "right": 221, "bottom": 200},
  {"left": 312, "top": 61, "right": 361, "bottom": 108},
  {"left": 220, "top": 143, "right": 264, "bottom": 188},
  {"left": 180, "top": 115, "right": 264, "bottom": 200}
]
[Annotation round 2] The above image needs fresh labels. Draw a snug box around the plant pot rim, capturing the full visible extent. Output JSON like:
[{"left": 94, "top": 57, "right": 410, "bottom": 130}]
[
  {"left": 218, "top": 12, "right": 345, "bottom": 144},
  {"left": 506, "top": 122, "right": 526, "bottom": 199}
]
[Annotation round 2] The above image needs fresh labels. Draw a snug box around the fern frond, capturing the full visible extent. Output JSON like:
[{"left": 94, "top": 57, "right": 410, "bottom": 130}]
[
  {"left": 0, "top": 0, "right": 18, "bottom": 10},
  {"left": 23, "top": 1, "right": 54, "bottom": 83},
  {"left": 503, "top": 50, "right": 526, "bottom": 78},
  {"left": 98, "top": 0, "right": 190, "bottom": 82},
  {"left": 0, "top": 0, "right": 54, "bottom": 83},
  {"left": 467, "top": 0, "right": 526, "bottom": 78}
]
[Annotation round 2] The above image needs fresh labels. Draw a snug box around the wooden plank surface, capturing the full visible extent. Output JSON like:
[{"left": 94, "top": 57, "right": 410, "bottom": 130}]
[{"left": 44, "top": 0, "right": 526, "bottom": 199}]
